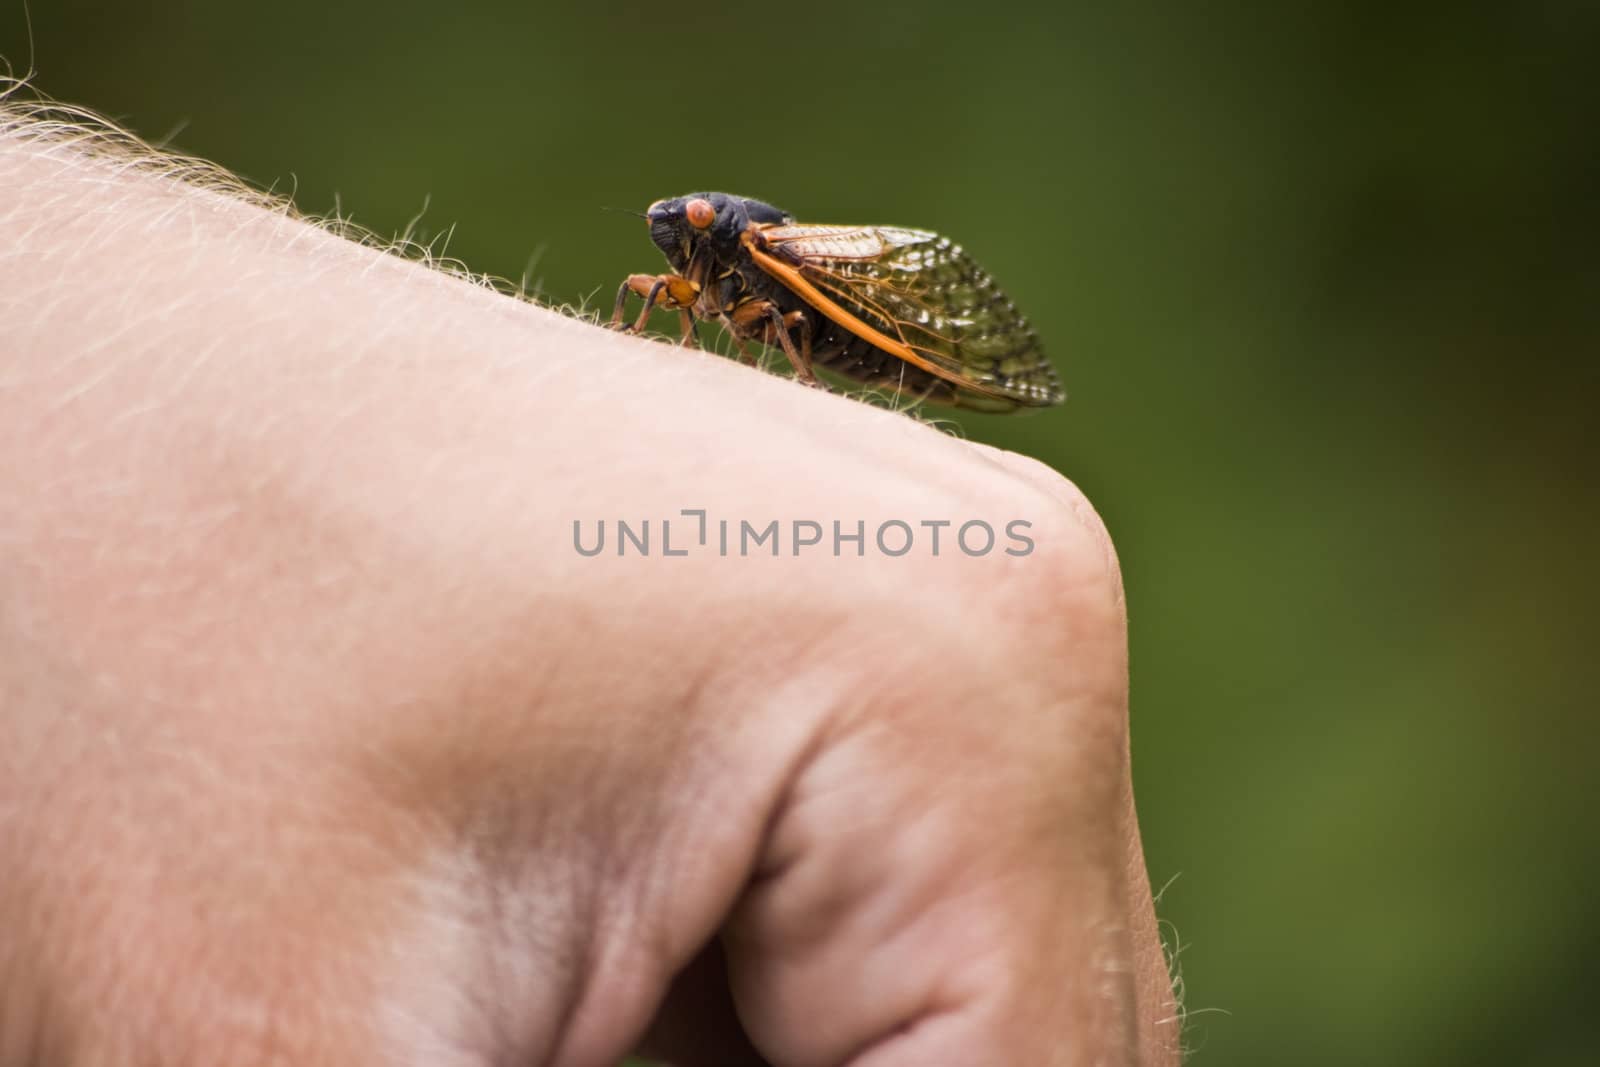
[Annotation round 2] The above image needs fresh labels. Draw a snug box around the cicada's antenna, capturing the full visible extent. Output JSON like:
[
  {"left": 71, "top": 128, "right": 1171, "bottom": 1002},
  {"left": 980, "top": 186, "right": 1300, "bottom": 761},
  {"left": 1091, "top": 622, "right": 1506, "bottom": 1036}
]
[{"left": 601, "top": 206, "right": 648, "bottom": 220}]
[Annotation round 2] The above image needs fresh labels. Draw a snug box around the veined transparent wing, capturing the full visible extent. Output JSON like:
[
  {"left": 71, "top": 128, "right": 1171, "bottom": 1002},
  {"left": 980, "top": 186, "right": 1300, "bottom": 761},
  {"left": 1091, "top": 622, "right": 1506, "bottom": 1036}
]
[{"left": 758, "top": 223, "right": 1064, "bottom": 407}]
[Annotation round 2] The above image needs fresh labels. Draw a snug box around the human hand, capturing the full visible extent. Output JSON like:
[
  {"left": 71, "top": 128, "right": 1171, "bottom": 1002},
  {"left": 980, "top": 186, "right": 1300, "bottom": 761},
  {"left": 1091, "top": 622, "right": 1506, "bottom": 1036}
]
[{"left": 0, "top": 110, "right": 1177, "bottom": 1065}]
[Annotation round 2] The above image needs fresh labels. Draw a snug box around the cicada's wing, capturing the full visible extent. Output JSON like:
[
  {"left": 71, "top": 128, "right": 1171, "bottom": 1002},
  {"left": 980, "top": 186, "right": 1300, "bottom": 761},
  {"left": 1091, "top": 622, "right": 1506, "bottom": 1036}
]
[{"left": 757, "top": 224, "right": 1064, "bottom": 407}]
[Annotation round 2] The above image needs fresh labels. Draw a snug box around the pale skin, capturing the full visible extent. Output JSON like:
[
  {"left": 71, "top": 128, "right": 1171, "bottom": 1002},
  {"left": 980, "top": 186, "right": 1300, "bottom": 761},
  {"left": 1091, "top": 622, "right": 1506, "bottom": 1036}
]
[{"left": 0, "top": 108, "right": 1180, "bottom": 1065}]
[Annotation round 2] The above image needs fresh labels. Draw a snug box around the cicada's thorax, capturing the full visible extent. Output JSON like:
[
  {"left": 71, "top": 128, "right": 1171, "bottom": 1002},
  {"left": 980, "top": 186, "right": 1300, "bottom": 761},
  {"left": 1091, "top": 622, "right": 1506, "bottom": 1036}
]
[{"left": 679, "top": 230, "right": 781, "bottom": 324}]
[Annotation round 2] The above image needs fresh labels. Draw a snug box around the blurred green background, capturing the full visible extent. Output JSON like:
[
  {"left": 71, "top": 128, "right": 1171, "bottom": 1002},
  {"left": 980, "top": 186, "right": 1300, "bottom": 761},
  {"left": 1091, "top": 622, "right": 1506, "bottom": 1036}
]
[{"left": 5, "top": 1, "right": 1594, "bottom": 1062}]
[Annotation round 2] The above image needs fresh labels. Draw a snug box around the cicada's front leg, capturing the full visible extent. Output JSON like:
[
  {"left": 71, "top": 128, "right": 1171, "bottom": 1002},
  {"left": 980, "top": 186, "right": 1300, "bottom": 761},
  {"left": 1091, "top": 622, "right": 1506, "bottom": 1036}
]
[
  {"left": 728, "top": 299, "right": 821, "bottom": 387},
  {"left": 610, "top": 272, "right": 701, "bottom": 337}
]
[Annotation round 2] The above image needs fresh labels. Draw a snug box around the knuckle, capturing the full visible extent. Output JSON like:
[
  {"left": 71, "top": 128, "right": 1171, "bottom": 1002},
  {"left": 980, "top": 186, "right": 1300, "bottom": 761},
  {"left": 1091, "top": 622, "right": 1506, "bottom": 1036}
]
[
  {"left": 954, "top": 453, "right": 1131, "bottom": 740},
  {"left": 977, "top": 449, "right": 1125, "bottom": 624}
]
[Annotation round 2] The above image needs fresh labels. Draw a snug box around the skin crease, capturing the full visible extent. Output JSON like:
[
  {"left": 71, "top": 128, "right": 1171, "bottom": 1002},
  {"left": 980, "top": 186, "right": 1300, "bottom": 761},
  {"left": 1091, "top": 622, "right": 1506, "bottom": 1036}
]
[{"left": 0, "top": 110, "right": 1180, "bottom": 1066}]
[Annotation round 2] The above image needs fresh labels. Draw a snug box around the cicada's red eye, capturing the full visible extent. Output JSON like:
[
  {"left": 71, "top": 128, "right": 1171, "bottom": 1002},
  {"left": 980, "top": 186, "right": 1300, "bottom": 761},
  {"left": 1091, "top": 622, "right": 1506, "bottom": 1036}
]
[{"left": 685, "top": 198, "right": 715, "bottom": 230}]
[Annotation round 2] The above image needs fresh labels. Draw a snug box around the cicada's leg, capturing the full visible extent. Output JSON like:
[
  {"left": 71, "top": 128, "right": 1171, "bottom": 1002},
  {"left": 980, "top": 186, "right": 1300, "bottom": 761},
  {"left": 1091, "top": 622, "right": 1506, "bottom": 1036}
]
[
  {"left": 678, "top": 311, "right": 701, "bottom": 348},
  {"left": 610, "top": 274, "right": 657, "bottom": 328},
  {"left": 760, "top": 306, "right": 819, "bottom": 387},
  {"left": 726, "top": 300, "right": 775, "bottom": 352},
  {"left": 610, "top": 273, "right": 700, "bottom": 333},
  {"left": 794, "top": 311, "right": 814, "bottom": 369},
  {"left": 729, "top": 300, "right": 824, "bottom": 386}
]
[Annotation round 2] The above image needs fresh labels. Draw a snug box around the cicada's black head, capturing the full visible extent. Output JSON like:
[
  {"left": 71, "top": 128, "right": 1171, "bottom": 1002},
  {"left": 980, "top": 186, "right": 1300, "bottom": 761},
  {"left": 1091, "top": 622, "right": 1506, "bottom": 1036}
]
[{"left": 646, "top": 192, "right": 790, "bottom": 270}]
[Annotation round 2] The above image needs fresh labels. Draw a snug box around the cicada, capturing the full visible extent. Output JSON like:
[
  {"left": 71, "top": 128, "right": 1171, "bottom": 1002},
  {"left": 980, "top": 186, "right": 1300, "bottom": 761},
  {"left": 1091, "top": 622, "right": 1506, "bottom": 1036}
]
[{"left": 610, "top": 192, "right": 1064, "bottom": 412}]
